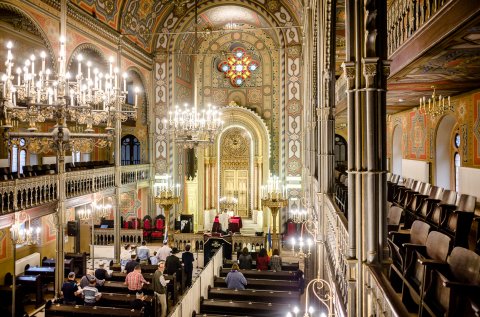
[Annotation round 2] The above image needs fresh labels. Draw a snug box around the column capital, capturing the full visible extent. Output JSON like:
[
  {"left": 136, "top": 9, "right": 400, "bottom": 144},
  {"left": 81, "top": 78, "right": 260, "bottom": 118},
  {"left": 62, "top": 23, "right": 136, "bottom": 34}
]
[
  {"left": 341, "top": 62, "right": 356, "bottom": 90},
  {"left": 362, "top": 57, "right": 380, "bottom": 88},
  {"left": 382, "top": 60, "right": 392, "bottom": 78}
]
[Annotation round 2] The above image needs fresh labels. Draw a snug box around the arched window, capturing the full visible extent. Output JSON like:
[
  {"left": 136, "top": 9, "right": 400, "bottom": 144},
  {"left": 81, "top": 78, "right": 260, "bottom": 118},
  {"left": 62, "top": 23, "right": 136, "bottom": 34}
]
[
  {"left": 334, "top": 134, "right": 347, "bottom": 168},
  {"left": 11, "top": 139, "right": 27, "bottom": 174},
  {"left": 121, "top": 135, "right": 141, "bottom": 165},
  {"left": 453, "top": 133, "right": 461, "bottom": 192}
]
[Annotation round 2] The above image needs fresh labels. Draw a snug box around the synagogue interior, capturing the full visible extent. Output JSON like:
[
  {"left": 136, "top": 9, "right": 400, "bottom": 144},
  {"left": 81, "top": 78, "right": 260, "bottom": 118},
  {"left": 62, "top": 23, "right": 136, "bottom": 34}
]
[{"left": 0, "top": 0, "right": 479, "bottom": 316}]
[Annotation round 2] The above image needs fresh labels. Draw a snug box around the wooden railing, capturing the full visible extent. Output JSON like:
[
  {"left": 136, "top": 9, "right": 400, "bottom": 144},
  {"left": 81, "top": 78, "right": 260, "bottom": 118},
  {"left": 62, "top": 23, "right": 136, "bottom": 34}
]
[
  {"left": 232, "top": 235, "right": 265, "bottom": 254},
  {"left": 388, "top": 0, "right": 452, "bottom": 56},
  {"left": 93, "top": 228, "right": 143, "bottom": 245},
  {"left": 65, "top": 167, "right": 115, "bottom": 198},
  {"left": 120, "top": 164, "right": 150, "bottom": 185},
  {"left": 0, "top": 175, "right": 57, "bottom": 214}
]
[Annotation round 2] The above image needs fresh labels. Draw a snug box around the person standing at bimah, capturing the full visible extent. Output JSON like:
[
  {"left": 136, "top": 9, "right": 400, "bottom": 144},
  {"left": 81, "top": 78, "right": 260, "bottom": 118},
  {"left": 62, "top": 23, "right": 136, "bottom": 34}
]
[
  {"left": 219, "top": 209, "right": 230, "bottom": 233},
  {"left": 152, "top": 261, "right": 169, "bottom": 317}
]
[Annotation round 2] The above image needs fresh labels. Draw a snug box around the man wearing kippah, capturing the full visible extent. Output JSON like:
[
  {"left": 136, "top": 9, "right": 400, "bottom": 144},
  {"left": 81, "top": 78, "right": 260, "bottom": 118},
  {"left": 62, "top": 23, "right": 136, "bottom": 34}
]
[{"left": 61, "top": 272, "right": 81, "bottom": 305}]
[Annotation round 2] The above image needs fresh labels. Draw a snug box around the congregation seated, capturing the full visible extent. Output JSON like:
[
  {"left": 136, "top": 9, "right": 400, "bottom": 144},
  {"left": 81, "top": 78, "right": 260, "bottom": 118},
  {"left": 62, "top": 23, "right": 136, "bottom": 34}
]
[{"left": 79, "top": 277, "right": 102, "bottom": 306}]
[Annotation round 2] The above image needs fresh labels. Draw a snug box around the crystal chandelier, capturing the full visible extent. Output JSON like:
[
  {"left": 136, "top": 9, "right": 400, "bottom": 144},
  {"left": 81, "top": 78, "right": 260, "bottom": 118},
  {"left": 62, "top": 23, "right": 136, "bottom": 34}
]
[
  {"left": 419, "top": 86, "right": 453, "bottom": 119},
  {"left": 10, "top": 211, "right": 41, "bottom": 245},
  {"left": 0, "top": 38, "right": 138, "bottom": 153},
  {"left": 290, "top": 207, "right": 308, "bottom": 223},
  {"left": 166, "top": 103, "right": 223, "bottom": 148}
]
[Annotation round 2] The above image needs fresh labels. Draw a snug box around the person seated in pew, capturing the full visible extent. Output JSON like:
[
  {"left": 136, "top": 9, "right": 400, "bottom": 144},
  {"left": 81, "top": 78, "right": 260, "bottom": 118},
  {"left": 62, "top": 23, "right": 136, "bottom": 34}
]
[
  {"left": 80, "top": 270, "right": 105, "bottom": 288},
  {"left": 150, "top": 251, "right": 159, "bottom": 265},
  {"left": 61, "top": 272, "right": 81, "bottom": 305},
  {"left": 225, "top": 263, "right": 247, "bottom": 290},
  {"left": 94, "top": 261, "right": 111, "bottom": 281},
  {"left": 238, "top": 247, "right": 253, "bottom": 270},
  {"left": 125, "top": 254, "right": 139, "bottom": 274},
  {"left": 125, "top": 265, "right": 150, "bottom": 295},
  {"left": 269, "top": 249, "right": 282, "bottom": 272},
  {"left": 80, "top": 276, "right": 102, "bottom": 306},
  {"left": 256, "top": 248, "right": 270, "bottom": 271}
]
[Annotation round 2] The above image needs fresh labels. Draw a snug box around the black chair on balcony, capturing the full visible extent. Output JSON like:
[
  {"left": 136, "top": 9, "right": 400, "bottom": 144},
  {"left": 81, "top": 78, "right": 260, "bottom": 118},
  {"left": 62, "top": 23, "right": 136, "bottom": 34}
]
[
  {"left": 404, "top": 186, "right": 444, "bottom": 229},
  {"left": 401, "top": 231, "right": 452, "bottom": 313},
  {"left": 387, "top": 220, "right": 431, "bottom": 292},
  {"left": 393, "top": 178, "right": 415, "bottom": 206},
  {"left": 424, "top": 190, "right": 459, "bottom": 230},
  {"left": 440, "top": 194, "right": 477, "bottom": 248},
  {"left": 402, "top": 182, "right": 430, "bottom": 210},
  {"left": 387, "top": 205, "right": 403, "bottom": 233},
  {"left": 420, "top": 247, "right": 480, "bottom": 317}
]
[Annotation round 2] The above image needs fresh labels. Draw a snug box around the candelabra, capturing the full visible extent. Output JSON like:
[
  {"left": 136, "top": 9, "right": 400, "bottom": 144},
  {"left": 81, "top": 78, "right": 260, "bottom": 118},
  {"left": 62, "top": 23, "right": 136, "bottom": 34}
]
[
  {"left": 10, "top": 211, "right": 41, "bottom": 317},
  {"left": 165, "top": 103, "right": 223, "bottom": 148},
  {"left": 219, "top": 196, "right": 238, "bottom": 214},
  {"left": 419, "top": 86, "right": 453, "bottom": 119},
  {"left": 289, "top": 236, "right": 313, "bottom": 258},
  {"left": 290, "top": 207, "right": 308, "bottom": 223},
  {"left": 261, "top": 175, "right": 288, "bottom": 252},
  {"left": 155, "top": 174, "right": 180, "bottom": 242}
]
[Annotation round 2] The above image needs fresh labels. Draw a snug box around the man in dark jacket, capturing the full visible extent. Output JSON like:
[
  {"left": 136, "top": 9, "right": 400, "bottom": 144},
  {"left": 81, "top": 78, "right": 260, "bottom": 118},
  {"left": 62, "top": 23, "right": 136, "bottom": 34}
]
[
  {"left": 181, "top": 245, "right": 195, "bottom": 287},
  {"left": 125, "top": 254, "right": 139, "bottom": 274},
  {"left": 165, "top": 248, "right": 182, "bottom": 276}
]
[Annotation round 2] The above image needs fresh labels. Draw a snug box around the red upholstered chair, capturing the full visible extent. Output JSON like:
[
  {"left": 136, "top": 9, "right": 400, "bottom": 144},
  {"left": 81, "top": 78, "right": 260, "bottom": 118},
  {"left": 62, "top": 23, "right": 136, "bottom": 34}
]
[
  {"left": 131, "top": 218, "right": 140, "bottom": 230},
  {"left": 123, "top": 221, "right": 129, "bottom": 229},
  {"left": 143, "top": 217, "right": 152, "bottom": 241},
  {"left": 151, "top": 217, "right": 165, "bottom": 240}
]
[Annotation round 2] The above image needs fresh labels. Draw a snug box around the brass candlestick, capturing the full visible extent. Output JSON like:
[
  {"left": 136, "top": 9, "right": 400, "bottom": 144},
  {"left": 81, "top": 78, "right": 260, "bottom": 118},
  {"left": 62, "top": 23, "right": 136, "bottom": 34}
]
[{"left": 262, "top": 197, "right": 288, "bottom": 252}]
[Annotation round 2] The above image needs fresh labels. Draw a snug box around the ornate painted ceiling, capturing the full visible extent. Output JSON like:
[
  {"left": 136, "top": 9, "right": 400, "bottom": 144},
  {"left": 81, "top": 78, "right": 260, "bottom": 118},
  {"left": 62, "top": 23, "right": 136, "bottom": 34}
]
[{"left": 387, "top": 14, "right": 480, "bottom": 111}]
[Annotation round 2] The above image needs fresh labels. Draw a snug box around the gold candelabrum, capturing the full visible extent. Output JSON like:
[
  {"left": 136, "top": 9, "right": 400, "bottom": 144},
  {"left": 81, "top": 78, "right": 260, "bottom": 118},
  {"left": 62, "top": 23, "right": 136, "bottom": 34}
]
[
  {"left": 219, "top": 196, "right": 238, "bottom": 214},
  {"left": 419, "top": 86, "right": 453, "bottom": 119},
  {"left": 155, "top": 190, "right": 180, "bottom": 242},
  {"left": 261, "top": 175, "right": 288, "bottom": 251}
]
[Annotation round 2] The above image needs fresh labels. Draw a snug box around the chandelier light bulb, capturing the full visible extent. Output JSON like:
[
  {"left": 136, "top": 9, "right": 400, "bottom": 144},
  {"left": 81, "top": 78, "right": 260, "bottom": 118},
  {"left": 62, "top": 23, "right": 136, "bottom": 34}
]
[
  {"left": 6, "top": 41, "right": 13, "bottom": 49},
  {"left": 30, "top": 54, "right": 35, "bottom": 61},
  {"left": 40, "top": 51, "right": 46, "bottom": 59},
  {"left": 77, "top": 54, "right": 83, "bottom": 62}
]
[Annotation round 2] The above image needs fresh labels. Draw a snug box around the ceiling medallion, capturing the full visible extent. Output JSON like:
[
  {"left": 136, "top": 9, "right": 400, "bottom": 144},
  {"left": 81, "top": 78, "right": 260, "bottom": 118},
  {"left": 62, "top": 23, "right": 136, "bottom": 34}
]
[{"left": 218, "top": 47, "right": 259, "bottom": 87}]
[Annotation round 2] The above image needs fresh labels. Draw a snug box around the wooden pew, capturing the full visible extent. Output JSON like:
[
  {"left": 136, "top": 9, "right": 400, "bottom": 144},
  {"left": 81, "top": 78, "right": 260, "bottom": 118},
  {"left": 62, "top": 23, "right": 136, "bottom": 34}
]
[
  {"left": 200, "top": 297, "right": 295, "bottom": 316},
  {"left": 25, "top": 266, "right": 55, "bottom": 283},
  {"left": 97, "top": 292, "right": 153, "bottom": 309},
  {"left": 111, "top": 263, "right": 158, "bottom": 273},
  {"left": 100, "top": 280, "right": 154, "bottom": 295},
  {"left": 45, "top": 303, "right": 144, "bottom": 317},
  {"left": 223, "top": 261, "right": 299, "bottom": 272},
  {"left": 17, "top": 274, "right": 43, "bottom": 307},
  {"left": 208, "top": 286, "right": 300, "bottom": 304},
  {"left": 65, "top": 252, "right": 87, "bottom": 276},
  {"left": 42, "top": 258, "right": 75, "bottom": 276},
  {"left": 108, "top": 272, "right": 155, "bottom": 282},
  {"left": 213, "top": 276, "right": 300, "bottom": 292},
  {"left": 219, "top": 268, "right": 298, "bottom": 280}
]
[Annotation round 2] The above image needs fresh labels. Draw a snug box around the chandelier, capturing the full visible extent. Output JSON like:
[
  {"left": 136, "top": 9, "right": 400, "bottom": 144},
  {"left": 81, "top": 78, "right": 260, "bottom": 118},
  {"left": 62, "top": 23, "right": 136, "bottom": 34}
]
[
  {"left": 419, "top": 86, "right": 453, "bottom": 119},
  {"left": 218, "top": 47, "right": 259, "bottom": 87},
  {"left": 155, "top": 174, "right": 180, "bottom": 198},
  {"left": 93, "top": 200, "right": 113, "bottom": 219},
  {"left": 166, "top": 103, "right": 223, "bottom": 148},
  {"left": 0, "top": 39, "right": 138, "bottom": 153},
  {"left": 10, "top": 211, "right": 41, "bottom": 245}
]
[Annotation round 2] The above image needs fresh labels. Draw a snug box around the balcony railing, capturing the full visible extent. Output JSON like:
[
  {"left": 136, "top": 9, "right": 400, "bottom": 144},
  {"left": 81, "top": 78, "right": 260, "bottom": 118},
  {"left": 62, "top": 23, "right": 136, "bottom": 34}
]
[
  {"left": 93, "top": 228, "right": 143, "bottom": 245},
  {"left": 388, "top": 0, "right": 452, "bottom": 56},
  {"left": 120, "top": 164, "right": 150, "bottom": 185},
  {"left": 65, "top": 167, "right": 115, "bottom": 198},
  {"left": 324, "top": 195, "right": 349, "bottom": 308},
  {"left": 0, "top": 175, "right": 57, "bottom": 214}
]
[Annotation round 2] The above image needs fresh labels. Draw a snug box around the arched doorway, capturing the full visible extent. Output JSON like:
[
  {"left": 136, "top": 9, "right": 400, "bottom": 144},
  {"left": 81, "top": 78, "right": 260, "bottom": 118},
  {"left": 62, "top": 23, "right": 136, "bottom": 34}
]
[
  {"left": 392, "top": 125, "right": 403, "bottom": 175},
  {"left": 334, "top": 134, "right": 347, "bottom": 168},
  {"left": 435, "top": 115, "right": 456, "bottom": 188}
]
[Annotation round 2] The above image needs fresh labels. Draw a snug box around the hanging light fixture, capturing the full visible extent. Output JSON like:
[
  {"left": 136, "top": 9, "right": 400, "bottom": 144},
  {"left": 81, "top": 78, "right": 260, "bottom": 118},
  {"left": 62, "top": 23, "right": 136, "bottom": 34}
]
[
  {"left": 10, "top": 211, "right": 41, "bottom": 245},
  {"left": 0, "top": 38, "right": 138, "bottom": 154},
  {"left": 165, "top": 0, "right": 223, "bottom": 148},
  {"left": 419, "top": 86, "right": 453, "bottom": 119}
]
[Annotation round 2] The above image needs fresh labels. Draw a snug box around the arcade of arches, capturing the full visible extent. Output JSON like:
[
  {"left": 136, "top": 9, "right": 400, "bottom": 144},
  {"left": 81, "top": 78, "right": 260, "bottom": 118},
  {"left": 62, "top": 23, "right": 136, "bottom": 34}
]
[{"left": 0, "top": 1, "right": 479, "bottom": 317}]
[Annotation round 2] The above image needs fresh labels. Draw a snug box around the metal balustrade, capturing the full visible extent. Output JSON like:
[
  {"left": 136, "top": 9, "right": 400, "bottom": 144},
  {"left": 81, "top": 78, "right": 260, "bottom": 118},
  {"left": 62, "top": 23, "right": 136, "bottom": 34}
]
[
  {"left": 0, "top": 175, "right": 57, "bottom": 214},
  {"left": 388, "top": 0, "right": 452, "bottom": 56},
  {"left": 120, "top": 164, "right": 150, "bottom": 185}
]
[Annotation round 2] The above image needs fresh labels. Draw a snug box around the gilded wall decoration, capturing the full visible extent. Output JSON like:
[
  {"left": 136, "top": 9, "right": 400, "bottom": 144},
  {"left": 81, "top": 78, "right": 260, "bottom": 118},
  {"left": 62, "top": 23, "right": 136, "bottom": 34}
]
[{"left": 221, "top": 128, "right": 250, "bottom": 159}]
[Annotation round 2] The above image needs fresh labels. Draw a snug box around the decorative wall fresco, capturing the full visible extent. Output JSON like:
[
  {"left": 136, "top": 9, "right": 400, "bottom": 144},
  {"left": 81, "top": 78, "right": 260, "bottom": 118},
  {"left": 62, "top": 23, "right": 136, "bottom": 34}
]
[
  {"left": 388, "top": 89, "right": 480, "bottom": 169},
  {"left": 120, "top": 190, "right": 142, "bottom": 219}
]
